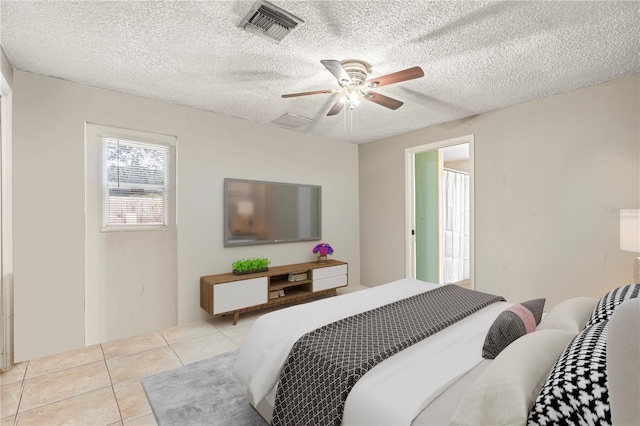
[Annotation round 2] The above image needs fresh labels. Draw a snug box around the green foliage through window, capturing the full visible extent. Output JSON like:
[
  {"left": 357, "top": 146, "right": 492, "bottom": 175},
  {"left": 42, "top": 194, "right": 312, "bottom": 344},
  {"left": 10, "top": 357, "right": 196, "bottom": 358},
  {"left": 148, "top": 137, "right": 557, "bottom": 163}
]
[{"left": 102, "top": 136, "right": 170, "bottom": 228}]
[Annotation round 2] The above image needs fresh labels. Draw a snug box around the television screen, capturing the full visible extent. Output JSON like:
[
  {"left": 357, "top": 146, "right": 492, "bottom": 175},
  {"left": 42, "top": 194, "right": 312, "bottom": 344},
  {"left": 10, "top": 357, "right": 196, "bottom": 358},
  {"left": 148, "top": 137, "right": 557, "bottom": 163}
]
[{"left": 224, "top": 178, "right": 321, "bottom": 246}]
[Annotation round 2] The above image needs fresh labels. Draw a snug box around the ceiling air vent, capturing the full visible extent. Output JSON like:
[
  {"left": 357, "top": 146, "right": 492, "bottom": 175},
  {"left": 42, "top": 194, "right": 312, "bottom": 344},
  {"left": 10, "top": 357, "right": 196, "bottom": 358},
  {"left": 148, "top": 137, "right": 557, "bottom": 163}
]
[
  {"left": 239, "top": 1, "right": 304, "bottom": 43},
  {"left": 271, "top": 113, "right": 313, "bottom": 129}
]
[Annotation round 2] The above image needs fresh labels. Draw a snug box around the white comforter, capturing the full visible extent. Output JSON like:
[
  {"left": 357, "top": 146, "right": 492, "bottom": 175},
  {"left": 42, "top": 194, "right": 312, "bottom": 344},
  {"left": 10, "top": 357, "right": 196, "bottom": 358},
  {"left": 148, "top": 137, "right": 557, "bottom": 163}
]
[{"left": 233, "top": 279, "right": 510, "bottom": 425}]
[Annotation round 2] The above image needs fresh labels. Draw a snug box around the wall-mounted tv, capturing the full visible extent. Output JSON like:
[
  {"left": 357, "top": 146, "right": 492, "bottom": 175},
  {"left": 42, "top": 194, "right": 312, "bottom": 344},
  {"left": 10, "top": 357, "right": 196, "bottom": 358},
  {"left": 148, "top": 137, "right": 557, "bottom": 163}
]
[{"left": 224, "top": 178, "right": 322, "bottom": 247}]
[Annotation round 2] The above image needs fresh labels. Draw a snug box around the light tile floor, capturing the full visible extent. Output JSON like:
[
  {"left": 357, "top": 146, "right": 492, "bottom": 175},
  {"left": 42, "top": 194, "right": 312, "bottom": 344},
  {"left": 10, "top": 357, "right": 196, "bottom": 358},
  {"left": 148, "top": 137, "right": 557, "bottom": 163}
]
[{"left": 0, "top": 285, "right": 366, "bottom": 425}]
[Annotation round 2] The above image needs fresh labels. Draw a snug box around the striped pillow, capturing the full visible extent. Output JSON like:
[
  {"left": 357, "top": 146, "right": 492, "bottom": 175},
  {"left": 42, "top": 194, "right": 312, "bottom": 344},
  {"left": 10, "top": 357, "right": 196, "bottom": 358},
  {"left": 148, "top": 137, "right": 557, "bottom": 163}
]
[
  {"left": 585, "top": 283, "right": 640, "bottom": 328},
  {"left": 482, "top": 299, "right": 545, "bottom": 359}
]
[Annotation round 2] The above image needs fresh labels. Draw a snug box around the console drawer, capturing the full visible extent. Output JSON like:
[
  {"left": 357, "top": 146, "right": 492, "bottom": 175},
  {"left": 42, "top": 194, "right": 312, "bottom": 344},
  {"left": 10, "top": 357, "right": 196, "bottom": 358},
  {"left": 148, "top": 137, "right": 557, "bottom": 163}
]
[
  {"left": 213, "top": 276, "right": 268, "bottom": 313},
  {"left": 313, "top": 274, "right": 347, "bottom": 292},
  {"left": 313, "top": 264, "right": 347, "bottom": 281}
]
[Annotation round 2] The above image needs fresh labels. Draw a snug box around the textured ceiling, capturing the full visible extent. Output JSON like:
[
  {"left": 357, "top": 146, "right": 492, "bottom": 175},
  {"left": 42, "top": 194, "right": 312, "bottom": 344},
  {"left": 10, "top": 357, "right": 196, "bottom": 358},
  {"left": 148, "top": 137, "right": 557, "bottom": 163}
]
[{"left": 1, "top": 1, "right": 639, "bottom": 144}]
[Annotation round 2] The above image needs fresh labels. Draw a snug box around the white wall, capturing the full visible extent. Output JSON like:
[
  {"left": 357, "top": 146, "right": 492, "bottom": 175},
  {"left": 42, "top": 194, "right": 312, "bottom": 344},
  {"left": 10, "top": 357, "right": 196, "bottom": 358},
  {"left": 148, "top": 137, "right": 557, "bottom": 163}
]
[
  {"left": 360, "top": 74, "right": 640, "bottom": 308},
  {"left": 13, "top": 70, "right": 360, "bottom": 362}
]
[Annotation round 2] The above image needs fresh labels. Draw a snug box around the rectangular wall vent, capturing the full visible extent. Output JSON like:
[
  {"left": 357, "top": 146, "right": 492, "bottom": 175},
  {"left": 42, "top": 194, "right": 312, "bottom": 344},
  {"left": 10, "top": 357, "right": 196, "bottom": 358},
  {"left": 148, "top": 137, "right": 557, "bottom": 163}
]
[{"left": 239, "top": 1, "right": 304, "bottom": 43}]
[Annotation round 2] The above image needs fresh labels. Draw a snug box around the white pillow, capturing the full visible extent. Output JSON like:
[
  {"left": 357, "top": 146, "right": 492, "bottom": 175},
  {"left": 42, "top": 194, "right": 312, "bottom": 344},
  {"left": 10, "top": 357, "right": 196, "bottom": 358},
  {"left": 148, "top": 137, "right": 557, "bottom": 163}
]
[
  {"left": 450, "top": 329, "right": 574, "bottom": 426},
  {"left": 537, "top": 296, "right": 598, "bottom": 334}
]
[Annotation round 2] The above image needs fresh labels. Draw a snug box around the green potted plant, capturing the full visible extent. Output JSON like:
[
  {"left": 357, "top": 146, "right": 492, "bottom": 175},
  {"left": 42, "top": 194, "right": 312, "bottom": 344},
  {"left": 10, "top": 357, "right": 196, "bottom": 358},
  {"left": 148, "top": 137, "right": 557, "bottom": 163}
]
[{"left": 232, "top": 257, "right": 271, "bottom": 275}]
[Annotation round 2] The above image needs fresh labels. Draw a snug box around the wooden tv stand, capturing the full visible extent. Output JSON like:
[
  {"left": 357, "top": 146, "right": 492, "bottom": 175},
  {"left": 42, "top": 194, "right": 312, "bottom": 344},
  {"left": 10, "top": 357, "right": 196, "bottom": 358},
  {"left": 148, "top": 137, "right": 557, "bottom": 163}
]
[{"left": 200, "top": 259, "right": 348, "bottom": 324}]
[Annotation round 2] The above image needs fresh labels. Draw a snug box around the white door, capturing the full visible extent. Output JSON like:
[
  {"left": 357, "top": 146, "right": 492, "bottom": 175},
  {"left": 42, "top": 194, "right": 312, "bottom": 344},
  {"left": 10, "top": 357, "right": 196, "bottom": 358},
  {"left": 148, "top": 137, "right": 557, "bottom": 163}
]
[
  {"left": 0, "top": 96, "right": 4, "bottom": 370},
  {"left": 0, "top": 92, "right": 9, "bottom": 371},
  {"left": 1, "top": 76, "right": 15, "bottom": 371}
]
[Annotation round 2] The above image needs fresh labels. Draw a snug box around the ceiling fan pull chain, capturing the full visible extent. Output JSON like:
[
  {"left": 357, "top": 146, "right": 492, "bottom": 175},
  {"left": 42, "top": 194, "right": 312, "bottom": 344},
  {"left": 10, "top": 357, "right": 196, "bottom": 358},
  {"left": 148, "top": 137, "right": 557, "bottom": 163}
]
[
  {"left": 343, "top": 102, "right": 347, "bottom": 132},
  {"left": 350, "top": 106, "right": 354, "bottom": 134}
]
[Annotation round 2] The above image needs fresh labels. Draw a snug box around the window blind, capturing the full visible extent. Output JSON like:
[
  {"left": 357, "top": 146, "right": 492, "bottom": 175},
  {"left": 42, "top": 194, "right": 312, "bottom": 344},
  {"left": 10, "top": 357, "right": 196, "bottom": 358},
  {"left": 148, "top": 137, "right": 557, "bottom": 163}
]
[{"left": 101, "top": 135, "right": 170, "bottom": 228}]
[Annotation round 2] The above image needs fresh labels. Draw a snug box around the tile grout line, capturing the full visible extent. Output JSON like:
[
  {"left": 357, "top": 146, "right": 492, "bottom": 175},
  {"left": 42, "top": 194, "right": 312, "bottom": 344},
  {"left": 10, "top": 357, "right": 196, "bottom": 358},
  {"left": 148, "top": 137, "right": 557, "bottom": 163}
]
[
  {"left": 12, "top": 385, "right": 115, "bottom": 422},
  {"left": 160, "top": 331, "right": 185, "bottom": 367},
  {"left": 103, "top": 342, "right": 171, "bottom": 363},
  {"left": 12, "top": 361, "right": 29, "bottom": 425},
  {"left": 100, "top": 344, "right": 125, "bottom": 425},
  {"left": 162, "top": 321, "right": 224, "bottom": 344},
  {"left": 107, "top": 385, "right": 124, "bottom": 426},
  {"left": 19, "top": 346, "right": 105, "bottom": 381},
  {"left": 123, "top": 411, "right": 156, "bottom": 425}
]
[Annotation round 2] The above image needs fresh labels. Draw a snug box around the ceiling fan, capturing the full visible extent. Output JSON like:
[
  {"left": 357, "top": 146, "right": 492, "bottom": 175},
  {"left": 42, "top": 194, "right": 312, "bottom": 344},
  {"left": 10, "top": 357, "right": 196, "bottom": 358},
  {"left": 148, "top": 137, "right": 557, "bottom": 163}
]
[{"left": 282, "top": 59, "right": 424, "bottom": 116}]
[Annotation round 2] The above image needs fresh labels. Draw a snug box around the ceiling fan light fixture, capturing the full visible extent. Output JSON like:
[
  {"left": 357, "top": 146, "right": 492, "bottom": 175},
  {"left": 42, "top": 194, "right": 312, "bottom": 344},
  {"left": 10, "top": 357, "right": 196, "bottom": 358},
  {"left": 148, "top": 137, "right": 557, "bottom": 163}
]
[
  {"left": 346, "top": 87, "right": 361, "bottom": 104},
  {"left": 339, "top": 59, "right": 372, "bottom": 86},
  {"left": 281, "top": 59, "right": 424, "bottom": 118}
]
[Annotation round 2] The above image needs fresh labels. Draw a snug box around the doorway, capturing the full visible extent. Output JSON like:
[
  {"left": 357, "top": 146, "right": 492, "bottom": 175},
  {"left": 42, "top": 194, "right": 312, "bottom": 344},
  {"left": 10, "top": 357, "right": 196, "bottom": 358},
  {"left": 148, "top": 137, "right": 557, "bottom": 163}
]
[
  {"left": 0, "top": 94, "right": 4, "bottom": 370},
  {"left": 0, "top": 74, "right": 13, "bottom": 371},
  {"left": 405, "top": 135, "right": 474, "bottom": 288}
]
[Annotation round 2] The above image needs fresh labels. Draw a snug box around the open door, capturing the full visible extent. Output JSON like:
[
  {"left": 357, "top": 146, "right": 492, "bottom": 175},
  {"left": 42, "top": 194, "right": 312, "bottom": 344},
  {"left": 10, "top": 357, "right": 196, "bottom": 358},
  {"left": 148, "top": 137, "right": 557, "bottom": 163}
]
[
  {"left": 0, "top": 95, "right": 4, "bottom": 370},
  {"left": 414, "top": 150, "right": 441, "bottom": 282},
  {"left": 405, "top": 135, "right": 474, "bottom": 288},
  {"left": 0, "top": 72, "right": 14, "bottom": 371}
]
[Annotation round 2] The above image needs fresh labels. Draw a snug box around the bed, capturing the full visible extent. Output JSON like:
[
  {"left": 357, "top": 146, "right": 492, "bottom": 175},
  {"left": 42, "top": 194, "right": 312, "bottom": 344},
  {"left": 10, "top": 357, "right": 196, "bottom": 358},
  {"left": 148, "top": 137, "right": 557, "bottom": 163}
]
[{"left": 233, "top": 279, "right": 640, "bottom": 426}]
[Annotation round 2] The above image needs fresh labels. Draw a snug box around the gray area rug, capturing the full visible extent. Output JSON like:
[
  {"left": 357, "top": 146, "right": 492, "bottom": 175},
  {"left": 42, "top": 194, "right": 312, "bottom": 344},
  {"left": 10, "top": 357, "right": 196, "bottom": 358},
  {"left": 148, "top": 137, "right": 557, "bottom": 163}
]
[{"left": 142, "top": 349, "right": 268, "bottom": 425}]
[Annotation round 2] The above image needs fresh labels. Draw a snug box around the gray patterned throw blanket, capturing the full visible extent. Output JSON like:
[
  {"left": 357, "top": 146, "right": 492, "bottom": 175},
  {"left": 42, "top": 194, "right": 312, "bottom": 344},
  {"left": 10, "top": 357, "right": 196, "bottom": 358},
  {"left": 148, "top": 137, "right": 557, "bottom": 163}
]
[{"left": 271, "top": 284, "right": 505, "bottom": 426}]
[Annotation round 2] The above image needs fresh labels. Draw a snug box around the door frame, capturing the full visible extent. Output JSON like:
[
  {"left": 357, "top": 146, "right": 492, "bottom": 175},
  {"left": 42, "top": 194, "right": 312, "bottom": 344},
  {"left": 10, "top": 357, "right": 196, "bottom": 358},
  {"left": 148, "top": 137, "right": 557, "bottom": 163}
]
[
  {"left": 404, "top": 134, "right": 475, "bottom": 287},
  {"left": 0, "top": 68, "right": 13, "bottom": 371}
]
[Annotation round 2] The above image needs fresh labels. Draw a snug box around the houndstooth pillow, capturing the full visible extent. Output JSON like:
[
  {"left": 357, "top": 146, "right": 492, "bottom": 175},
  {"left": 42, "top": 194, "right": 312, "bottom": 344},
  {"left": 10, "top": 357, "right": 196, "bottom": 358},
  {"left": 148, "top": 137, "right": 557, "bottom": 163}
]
[
  {"left": 585, "top": 284, "right": 640, "bottom": 328},
  {"left": 527, "top": 321, "right": 610, "bottom": 426}
]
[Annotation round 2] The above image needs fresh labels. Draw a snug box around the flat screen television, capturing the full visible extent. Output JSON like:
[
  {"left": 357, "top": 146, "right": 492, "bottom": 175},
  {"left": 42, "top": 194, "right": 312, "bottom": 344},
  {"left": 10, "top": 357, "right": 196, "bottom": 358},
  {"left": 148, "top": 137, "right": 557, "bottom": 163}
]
[{"left": 224, "top": 178, "right": 322, "bottom": 247}]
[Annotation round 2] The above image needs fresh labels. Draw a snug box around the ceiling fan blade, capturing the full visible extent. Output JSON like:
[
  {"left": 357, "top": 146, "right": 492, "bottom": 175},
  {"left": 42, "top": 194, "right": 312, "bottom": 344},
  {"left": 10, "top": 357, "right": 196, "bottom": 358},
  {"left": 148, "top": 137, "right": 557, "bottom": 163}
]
[
  {"left": 366, "top": 66, "right": 424, "bottom": 88},
  {"left": 282, "top": 89, "right": 336, "bottom": 98},
  {"left": 364, "top": 91, "right": 404, "bottom": 110},
  {"left": 327, "top": 98, "right": 345, "bottom": 116},
  {"left": 321, "top": 60, "right": 351, "bottom": 85}
]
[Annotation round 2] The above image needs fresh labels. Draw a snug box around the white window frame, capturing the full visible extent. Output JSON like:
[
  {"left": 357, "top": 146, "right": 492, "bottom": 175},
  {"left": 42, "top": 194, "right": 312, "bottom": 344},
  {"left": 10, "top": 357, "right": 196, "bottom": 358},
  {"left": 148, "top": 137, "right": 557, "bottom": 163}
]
[{"left": 101, "top": 135, "right": 173, "bottom": 232}]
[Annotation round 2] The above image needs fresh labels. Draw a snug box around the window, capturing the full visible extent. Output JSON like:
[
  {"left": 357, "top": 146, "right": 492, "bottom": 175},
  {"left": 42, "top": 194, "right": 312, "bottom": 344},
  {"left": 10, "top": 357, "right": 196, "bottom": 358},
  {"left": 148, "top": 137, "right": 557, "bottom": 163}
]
[{"left": 102, "top": 136, "right": 170, "bottom": 229}]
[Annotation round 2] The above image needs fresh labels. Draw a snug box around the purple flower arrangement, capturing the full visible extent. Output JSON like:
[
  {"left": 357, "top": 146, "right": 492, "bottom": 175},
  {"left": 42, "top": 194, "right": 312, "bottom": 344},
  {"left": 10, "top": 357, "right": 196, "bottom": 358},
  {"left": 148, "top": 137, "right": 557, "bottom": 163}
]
[{"left": 312, "top": 242, "right": 334, "bottom": 257}]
